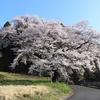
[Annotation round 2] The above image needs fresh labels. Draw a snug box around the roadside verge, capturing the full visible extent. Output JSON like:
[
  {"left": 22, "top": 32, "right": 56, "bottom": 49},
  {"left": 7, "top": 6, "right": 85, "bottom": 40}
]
[{"left": 60, "top": 86, "right": 74, "bottom": 100}]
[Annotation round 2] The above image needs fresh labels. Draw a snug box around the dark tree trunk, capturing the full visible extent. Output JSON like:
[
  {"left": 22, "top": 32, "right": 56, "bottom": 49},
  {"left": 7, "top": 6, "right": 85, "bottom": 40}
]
[{"left": 52, "top": 71, "right": 60, "bottom": 82}]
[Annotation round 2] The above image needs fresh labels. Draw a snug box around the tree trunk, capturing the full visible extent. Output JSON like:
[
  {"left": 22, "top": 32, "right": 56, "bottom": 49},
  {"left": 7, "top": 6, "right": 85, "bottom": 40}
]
[{"left": 52, "top": 71, "right": 60, "bottom": 82}]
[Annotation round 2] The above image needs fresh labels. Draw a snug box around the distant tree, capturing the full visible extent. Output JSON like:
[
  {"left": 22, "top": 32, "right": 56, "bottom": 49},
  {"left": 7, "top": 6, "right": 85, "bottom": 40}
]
[
  {"left": 0, "top": 15, "right": 100, "bottom": 81},
  {"left": 3, "top": 21, "right": 11, "bottom": 27}
]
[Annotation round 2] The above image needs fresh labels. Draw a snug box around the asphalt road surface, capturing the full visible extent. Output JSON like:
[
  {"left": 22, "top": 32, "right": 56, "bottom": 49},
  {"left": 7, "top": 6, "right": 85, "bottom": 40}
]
[{"left": 67, "top": 85, "right": 100, "bottom": 100}]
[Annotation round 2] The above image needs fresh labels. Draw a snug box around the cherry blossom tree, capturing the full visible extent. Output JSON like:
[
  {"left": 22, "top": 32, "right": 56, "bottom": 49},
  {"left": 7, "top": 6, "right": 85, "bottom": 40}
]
[{"left": 0, "top": 15, "right": 100, "bottom": 82}]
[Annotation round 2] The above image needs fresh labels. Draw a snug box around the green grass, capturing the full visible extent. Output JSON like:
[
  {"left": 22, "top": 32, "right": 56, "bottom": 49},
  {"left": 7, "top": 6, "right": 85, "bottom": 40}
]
[
  {"left": 23, "top": 94, "right": 32, "bottom": 98},
  {"left": 0, "top": 72, "right": 50, "bottom": 85},
  {"left": 0, "top": 71, "right": 72, "bottom": 100}
]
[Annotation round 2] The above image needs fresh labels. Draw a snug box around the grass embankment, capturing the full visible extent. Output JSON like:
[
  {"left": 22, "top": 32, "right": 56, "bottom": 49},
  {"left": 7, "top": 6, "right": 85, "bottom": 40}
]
[{"left": 0, "top": 72, "right": 72, "bottom": 100}]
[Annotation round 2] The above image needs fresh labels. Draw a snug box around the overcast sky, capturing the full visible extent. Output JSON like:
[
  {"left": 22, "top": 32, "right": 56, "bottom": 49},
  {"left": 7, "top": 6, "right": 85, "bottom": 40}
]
[{"left": 0, "top": 0, "right": 100, "bottom": 31}]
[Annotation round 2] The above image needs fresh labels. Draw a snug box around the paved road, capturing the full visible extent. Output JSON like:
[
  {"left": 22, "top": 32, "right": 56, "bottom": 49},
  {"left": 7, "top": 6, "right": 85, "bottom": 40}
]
[{"left": 67, "top": 85, "right": 100, "bottom": 100}]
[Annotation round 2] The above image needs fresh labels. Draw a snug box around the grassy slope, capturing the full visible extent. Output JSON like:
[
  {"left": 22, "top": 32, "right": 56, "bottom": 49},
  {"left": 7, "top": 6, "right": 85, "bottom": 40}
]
[{"left": 0, "top": 72, "right": 72, "bottom": 100}]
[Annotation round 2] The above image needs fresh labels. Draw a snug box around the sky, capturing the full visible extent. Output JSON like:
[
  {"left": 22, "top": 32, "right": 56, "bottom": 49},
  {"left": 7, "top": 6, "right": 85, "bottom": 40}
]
[{"left": 0, "top": 0, "right": 100, "bottom": 31}]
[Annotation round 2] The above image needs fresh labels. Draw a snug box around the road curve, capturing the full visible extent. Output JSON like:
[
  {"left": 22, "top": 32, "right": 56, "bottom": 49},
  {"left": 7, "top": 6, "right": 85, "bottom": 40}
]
[{"left": 67, "top": 85, "right": 100, "bottom": 100}]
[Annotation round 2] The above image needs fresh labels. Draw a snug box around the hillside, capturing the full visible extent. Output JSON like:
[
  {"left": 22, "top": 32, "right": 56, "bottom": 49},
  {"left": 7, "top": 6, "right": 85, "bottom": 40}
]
[{"left": 0, "top": 71, "right": 72, "bottom": 100}]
